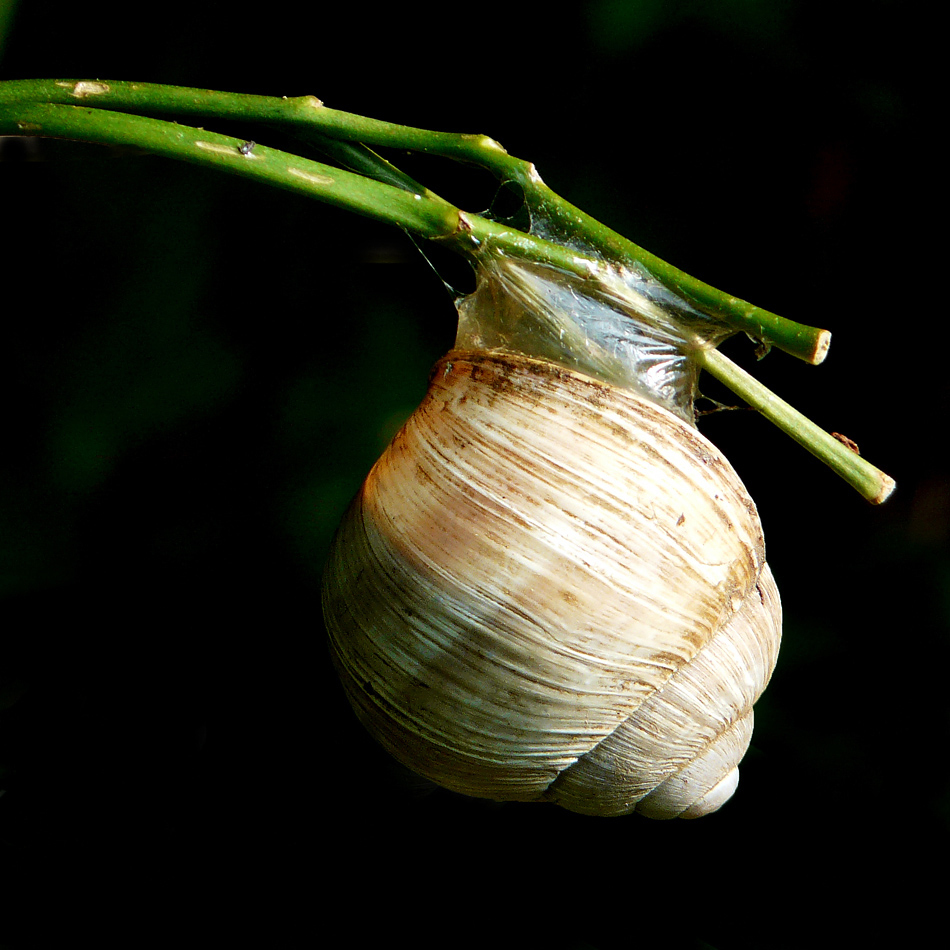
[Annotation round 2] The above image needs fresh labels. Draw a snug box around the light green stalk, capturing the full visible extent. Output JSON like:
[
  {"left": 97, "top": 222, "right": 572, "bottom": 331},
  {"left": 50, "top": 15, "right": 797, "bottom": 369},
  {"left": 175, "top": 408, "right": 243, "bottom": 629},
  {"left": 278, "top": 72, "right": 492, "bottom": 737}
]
[{"left": 695, "top": 349, "right": 894, "bottom": 504}]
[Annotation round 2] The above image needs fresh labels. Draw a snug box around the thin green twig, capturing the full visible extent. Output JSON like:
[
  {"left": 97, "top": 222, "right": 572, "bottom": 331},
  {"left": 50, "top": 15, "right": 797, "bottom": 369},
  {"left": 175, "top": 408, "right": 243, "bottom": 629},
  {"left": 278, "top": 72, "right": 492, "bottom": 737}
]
[
  {"left": 0, "top": 78, "right": 894, "bottom": 502},
  {"left": 0, "top": 78, "right": 827, "bottom": 363},
  {"left": 0, "top": 100, "right": 461, "bottom": 235},
  {"left": 694, "top": 348, "right": 895, "bottom": 504}
]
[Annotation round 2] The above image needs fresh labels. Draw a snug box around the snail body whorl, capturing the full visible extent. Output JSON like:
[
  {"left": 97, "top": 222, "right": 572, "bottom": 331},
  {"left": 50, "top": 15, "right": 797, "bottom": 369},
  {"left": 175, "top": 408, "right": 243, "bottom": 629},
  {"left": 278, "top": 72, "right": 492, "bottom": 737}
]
[{"left": 323, "top": 350, "right": 782, "bottom": 818}]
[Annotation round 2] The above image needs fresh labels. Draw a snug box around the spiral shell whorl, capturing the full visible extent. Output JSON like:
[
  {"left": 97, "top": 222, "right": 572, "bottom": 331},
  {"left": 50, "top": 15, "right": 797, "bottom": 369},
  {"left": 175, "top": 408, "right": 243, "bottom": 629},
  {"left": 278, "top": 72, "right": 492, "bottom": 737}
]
[{"left": 323, "top": 352, "right": 781, "bottom": 817}]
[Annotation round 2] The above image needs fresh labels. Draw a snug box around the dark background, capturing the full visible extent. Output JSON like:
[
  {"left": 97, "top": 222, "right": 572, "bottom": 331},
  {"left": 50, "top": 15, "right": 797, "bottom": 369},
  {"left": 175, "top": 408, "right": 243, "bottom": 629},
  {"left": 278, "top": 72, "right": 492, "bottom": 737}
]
[{"left": 0, "top": 2, "right": 942, "bottom": 947}]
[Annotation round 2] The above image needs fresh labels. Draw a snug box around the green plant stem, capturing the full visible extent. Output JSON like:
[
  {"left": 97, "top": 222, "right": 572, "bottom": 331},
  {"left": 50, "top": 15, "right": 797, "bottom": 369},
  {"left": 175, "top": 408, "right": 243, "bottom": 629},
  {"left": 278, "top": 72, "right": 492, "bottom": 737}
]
[
  {"left": 0, "top": 94, "right": 801, "bottom": 345},
  {"left": 0, "top": 78, "right": 826, "bottom": 364},
  {"left": 0, "top": 78, "right": 894, "bottom": 502},
  {"left": 0, "top": 100, "right": 462, "bottom": 237},
  {"left": 694, "top": 348, "right": 895, "bottom": 504},
  {"left": 0, "top": 100, "right": 678, "bottom": 289}
]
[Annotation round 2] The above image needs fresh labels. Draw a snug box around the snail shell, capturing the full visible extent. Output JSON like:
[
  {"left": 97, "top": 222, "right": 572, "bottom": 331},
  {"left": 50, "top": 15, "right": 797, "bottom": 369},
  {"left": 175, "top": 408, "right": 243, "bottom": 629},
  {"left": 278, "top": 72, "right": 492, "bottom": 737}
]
[{"left": 323, "top": 349, "right": 781, "bottom": 818}]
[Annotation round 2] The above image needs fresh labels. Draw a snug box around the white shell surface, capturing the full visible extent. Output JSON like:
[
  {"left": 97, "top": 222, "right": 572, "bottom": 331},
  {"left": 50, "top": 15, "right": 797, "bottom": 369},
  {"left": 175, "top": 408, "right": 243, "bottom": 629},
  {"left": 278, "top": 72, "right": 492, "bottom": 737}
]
[
  {"left": 547, "top": 562, "right": 781, "bottom": 816},
  {"left": 323, "top": 352, "right": 781, "bottom": 814}
]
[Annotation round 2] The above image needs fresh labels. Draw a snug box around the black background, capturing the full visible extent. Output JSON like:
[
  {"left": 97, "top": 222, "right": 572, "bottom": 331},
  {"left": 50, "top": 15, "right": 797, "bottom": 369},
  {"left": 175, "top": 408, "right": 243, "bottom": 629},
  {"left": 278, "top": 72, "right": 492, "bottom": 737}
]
[{"left": 0, "top": 3, "right": 942, "bottom": 948}]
